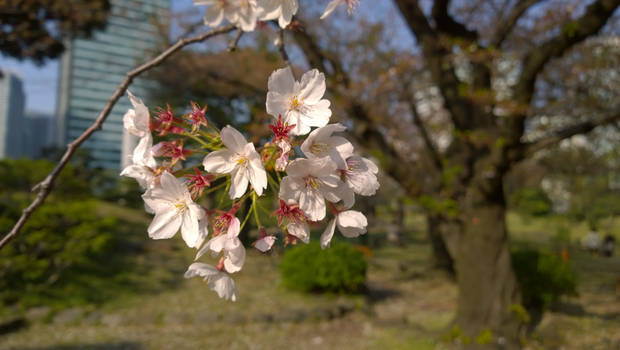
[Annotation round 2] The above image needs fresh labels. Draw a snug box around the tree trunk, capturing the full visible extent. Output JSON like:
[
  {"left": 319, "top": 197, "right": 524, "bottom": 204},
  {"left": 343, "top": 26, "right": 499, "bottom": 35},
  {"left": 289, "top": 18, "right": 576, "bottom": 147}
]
[
  {"left": 450, "top": 181, "right": 522, "bottom": 349},
  {"left": 426, "top": 212, "right": 455, "bottom": 274}
]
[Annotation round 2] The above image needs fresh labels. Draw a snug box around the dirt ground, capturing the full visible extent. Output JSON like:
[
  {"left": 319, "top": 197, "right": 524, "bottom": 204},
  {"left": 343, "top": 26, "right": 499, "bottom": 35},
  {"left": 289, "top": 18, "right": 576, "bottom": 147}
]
[{"left": 1, "top": 213, "right": 619, "bottom": 350}]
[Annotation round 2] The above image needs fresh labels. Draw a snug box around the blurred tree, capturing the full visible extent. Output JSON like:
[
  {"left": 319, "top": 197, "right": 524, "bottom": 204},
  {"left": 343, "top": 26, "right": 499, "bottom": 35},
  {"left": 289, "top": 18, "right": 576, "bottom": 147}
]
[
  {"left": 0, "top": 0, "right": 110, "bottom": 64},
  {"left": 287, "top": 1, "right": 620, "bottom": 347}
]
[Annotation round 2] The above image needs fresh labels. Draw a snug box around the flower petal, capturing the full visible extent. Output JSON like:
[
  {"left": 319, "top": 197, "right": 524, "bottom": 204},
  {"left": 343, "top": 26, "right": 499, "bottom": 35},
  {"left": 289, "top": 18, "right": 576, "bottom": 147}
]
[
  {"left": 268, "top": 66, "right": 295, "bottom": 94},
  {"left": 229, "top": 167, "right": 249, "bottom": 199},
  {"left": 320, "top": 218, "right": 336, "bottom": 249},
  {"left": 287, "top": 222, "right": 310, "bottom": 243},
  {"left": 148, "top": 209, "right": 182, "bottom": 240},
  {"left": 320, "top": 0, "right": 343, "bottom": 19},
  {"left": 298, "top": 69, "right": 326, "bottom": 104},
  {"left": 336, "top": 210, "right": 367, "bottom": 238},
  {"left": 220, "top": 125, "right": 249, "bottom": 154},
  {"left": 203, "top": 149, "right": 237, "bottom": 174}
]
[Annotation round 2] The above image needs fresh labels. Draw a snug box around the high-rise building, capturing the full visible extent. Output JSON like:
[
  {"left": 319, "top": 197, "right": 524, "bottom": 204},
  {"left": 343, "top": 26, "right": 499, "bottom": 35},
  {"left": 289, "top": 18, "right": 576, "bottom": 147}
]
[
  {"left": 56, "top": 0, "right": 171, "bottom": 169},
  {"left": 23, "top": 111, "right": 55, "bottom": 159},
  {"left": 0, "top": 70, "right": 26, "bottom": 159}
]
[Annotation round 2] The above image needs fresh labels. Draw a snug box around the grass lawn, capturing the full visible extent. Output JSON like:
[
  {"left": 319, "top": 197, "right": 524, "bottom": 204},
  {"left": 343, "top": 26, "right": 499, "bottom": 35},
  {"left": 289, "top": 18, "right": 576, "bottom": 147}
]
[{"left": 1, "top": 205, "right": 618, "bottom": 349}]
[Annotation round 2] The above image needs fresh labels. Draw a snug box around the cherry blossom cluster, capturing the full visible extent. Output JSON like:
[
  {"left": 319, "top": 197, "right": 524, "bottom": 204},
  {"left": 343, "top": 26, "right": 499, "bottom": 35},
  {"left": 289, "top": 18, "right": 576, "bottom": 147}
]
[
  {"left": 193, "top": 0, "right": 360, "bottom": 31},
  {"left": 121, "top": 29, "right": 376, "bottom": 304}
]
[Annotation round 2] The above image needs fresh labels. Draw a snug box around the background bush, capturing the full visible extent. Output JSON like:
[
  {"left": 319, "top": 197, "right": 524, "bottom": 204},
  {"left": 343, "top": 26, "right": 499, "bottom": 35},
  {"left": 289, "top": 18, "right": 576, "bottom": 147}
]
[
  {"left": 511, "top": 248, "right": 578, "bottom": 316},
  {"left": 0, "top": 158, "right": 152, "bottom": 312},
  {"left": 280, "top": 242, "right": 367, "bottom": 293},
  {"left": 509, "top": 187, "right": 553, "bottom": 217}
]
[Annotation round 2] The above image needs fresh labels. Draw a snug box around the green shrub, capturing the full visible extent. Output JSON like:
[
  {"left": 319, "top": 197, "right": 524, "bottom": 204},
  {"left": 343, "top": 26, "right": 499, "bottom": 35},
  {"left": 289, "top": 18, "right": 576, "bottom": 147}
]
[
  {"left": 0, "top": 199, "right": 117, "bottom": 308},
  {"left": 511, "top": 248, "right": 578, "bottom": 314},
  {"left": 280, "top": 242, "right": 367, "bottom": 293},
  {"left": 509, "top": 187, "right": 552, "bottom": 217}
]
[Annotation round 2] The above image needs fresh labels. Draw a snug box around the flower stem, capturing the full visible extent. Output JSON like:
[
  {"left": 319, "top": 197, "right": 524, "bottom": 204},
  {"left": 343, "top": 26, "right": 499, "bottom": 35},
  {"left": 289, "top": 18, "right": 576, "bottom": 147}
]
[{"left": 252, "top": 192, "right": 262, "bottom": 228}]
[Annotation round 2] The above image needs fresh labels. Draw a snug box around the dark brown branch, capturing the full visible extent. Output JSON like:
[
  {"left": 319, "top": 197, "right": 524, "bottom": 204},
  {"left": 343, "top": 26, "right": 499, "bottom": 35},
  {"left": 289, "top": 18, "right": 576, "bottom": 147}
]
[
  {"left": 522, "top": 113, "right": 620, "bottom": 157},
  {"left": 393, "top": 0, "right": 438, "bottom": 41},
  {"left": 227, "top": 29, "right": 244, "bottom": 52},
  {"left": 0, "top": 24, "right": 236, "bottom": 251},
  {"left": 394, "top": 0, "right": 483, "bottom": 130},
  {"left": 432, "top": 0, "right": 477, "bottom": 40},
  {"left": 277, "top": 29, "right": 290, "bottom": 65},
  {"left": 291, "top": 24, "right": 349, "bottom": 86},
  {"left": 489, "top": 0, "right": 544, "bottom": 47},
  {"left": 514, "top": 0, "right": 620, "bottom": 104}
]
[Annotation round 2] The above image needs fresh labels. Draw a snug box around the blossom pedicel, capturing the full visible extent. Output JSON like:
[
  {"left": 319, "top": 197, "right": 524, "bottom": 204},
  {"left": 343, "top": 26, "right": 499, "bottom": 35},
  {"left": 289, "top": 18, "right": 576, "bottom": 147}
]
[{"left": 120, "top": 1, "right": 373, "bottom": 302}]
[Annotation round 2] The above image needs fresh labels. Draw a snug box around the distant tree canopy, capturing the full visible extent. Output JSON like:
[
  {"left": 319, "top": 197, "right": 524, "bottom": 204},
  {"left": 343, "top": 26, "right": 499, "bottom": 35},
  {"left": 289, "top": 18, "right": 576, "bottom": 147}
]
[{"left": 0, "top": 0, "right": 110, "bottom": 64}]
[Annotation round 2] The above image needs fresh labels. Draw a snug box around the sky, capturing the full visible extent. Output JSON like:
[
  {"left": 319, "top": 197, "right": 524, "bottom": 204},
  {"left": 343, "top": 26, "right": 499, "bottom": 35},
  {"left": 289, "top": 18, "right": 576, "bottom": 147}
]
[
  {"left": 0, "top": 0, "right": 408, "bottom": 116},
  {"left": 0, "top": 0, "right": 194, "bottom": 115}
]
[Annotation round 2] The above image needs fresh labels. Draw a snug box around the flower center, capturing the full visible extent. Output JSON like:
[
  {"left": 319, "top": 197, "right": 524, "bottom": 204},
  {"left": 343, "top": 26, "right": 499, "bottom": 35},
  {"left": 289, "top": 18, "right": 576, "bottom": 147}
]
[
  {"left": 304, "top": 176, "right": 319, "bottom": 189},
  {"left": 237, "top": 157, "right": 248, "bottom": 166},
  {"left": 174, "top": 200, "right": 188, "bottom": 214},
  {"left": 346, "top": 158, "right": 362, "bottom": 172},
  {"left": 290, "top": 95, "right": 303, "bottom": 111},
  {"left": 310, "top": 142, "right": 329, "bottom": 157}
]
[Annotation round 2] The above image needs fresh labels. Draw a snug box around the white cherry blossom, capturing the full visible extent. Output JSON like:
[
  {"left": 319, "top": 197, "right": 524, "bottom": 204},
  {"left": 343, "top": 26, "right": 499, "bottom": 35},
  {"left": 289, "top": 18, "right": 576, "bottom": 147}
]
[
  {"left": 266, "top": 67, "right": 332, "bottom": 135},
  {"left": 196, "top": 217, "right": 246, "bottom": 273},
  {"left": 256, "top": 0, "right": 298, "bottom": 28},
  {"left": 120, "top": 133, "right": 158, "bottom": 190},
  {"left": 287, "top": 221, "right": 310, "bottom": 243},
  {"left": 279, "top": 158, "right": 343, "bottom": 221},
  {"left": 275, "top": 139, "right": 291, "bottom": 171},
  {"left": 341, "top": 155, "right": 380, "bottom": 196},
  {"left": 320, "top": 210, "right": 367, "bottom": 249},
  {"left": 301, "top": 123, "right": 354, "bottom": 169},
  {"left": 185, "top": 262, "right": 238, "bottom": 301},
  {"left": 195, "top": 0, "right": 259, "bottom": 32},
  {"left": 203, "top": 125, "right": 267, "bottom": 199},
  {"left": 142, "top": 171, "right": 207, "bottom": 248},
  {"left": 123, "top": 91, "right": 150, "bottom": 138},
  {"left": 254, "top": 234, "right": 277, "bottom": 252}
]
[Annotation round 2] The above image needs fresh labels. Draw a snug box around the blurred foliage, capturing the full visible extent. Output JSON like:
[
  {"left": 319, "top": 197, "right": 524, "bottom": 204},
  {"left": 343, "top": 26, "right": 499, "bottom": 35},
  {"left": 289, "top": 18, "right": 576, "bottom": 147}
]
[
  {"left": 0, "top": 0, "right": 110, "bottom": 64},
  {"left": 540, "top": 145, "right": 619, "bottom": 225},
  {"left": 511, "top": 248, "right": 578, "bottom": 315},
  {"left": 0, "top": 159, "right": 166, "bottom": 311},
  {"left": 509, "top": 187, "right": 553, "bottom": 217},
  {"left": 280, "top": 242, "right": 367, "bottom": 294},
  {"left": 0, "top": 199, "right": 116, "bottom": 307}
]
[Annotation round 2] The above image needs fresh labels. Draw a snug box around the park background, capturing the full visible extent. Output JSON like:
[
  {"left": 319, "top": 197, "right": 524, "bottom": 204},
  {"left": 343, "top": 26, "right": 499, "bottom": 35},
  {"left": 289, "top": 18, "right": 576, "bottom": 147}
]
[{"left": 0, "top": 0, "right": 619, "bottom": 349}]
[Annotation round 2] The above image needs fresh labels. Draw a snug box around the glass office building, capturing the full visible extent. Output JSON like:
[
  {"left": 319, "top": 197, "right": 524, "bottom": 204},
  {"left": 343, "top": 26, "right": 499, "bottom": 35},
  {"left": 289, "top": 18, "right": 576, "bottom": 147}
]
[
  {"left": 56, "top": 0, "right": 171, "bottom": 169},
  {"left": 0, "top": 70, "right": 26, "bottom": 159}
]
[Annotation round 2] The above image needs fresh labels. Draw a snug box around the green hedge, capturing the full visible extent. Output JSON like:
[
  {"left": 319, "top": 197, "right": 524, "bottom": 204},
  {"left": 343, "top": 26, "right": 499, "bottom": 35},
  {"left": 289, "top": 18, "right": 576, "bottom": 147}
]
[
  {"left": 280, "top": 242, "right": 367, "bottom": 293},
  {"left": 512, "top": 248, "right": 578, "bottom": 314}
]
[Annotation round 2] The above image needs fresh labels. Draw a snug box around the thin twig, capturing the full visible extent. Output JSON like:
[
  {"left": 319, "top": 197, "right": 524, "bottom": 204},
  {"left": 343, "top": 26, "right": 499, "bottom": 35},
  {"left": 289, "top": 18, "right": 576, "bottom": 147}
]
[
  {"left": 227, "top": 29, "right": 244, "bottom": 52},
  {"left": 276, "top": 28, "right": 297, "bottom": 79},
  {"left": 0, "top": 24, "right": 236, "bottom": 251}
]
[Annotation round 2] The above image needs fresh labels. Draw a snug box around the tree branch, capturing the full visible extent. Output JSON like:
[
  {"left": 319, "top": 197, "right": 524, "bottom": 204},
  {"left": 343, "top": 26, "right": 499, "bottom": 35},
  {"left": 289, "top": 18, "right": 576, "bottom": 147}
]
[
  {"left": 521, "top": 112, "right": 620, "bottom": 157},
  {"left": 393, "top": 0, "right": 487, "bottom": 130},
  {"left": 0, "top": 24, "right": 236, "bottom": 251},
  {"left": 227, "top": 29, "right": 244, "bottom": 52},
  {"left": 514, "top": 0, "right": 620, "bottom": 104},
  {"left": 291, "top": 25, "right": 349, "bottom": 86},
  {"left": 432, "top": 0, "right": 477, "bottom": 40},
  {"left": 489, "top": 0, "right": 544, "bottom": 47}
]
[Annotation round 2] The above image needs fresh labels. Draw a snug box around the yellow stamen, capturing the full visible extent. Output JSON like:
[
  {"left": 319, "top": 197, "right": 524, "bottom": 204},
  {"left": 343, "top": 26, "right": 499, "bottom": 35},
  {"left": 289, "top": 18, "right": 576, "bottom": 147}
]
[
  {"left": 310, "top": 143, "right": 329, "bottom": 156},
  {"left": 305, "top": 177, "right": 319, "bottom": 189},
  {"left": 290, "top": 96, "right": 303, "bottom": 110}
]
